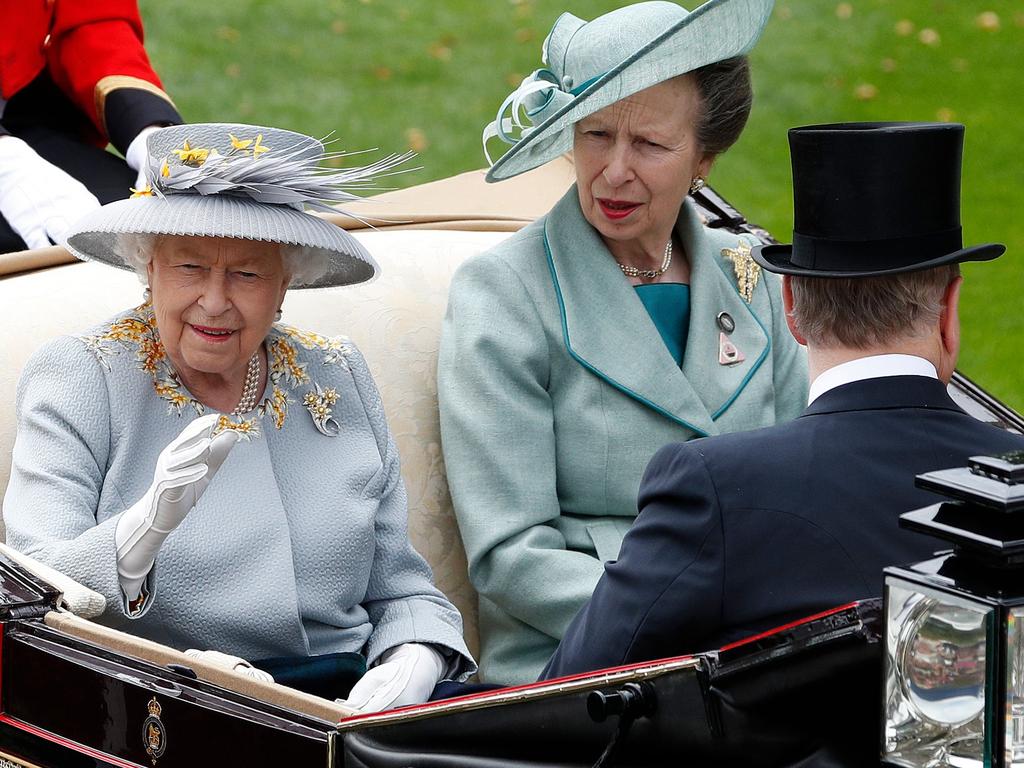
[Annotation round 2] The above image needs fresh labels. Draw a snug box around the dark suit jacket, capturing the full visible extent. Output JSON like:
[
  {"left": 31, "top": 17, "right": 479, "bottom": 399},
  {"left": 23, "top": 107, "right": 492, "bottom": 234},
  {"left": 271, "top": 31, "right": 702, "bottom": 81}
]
[{"left": 543, "top": 375, "right": 1024, "bottom": 679}]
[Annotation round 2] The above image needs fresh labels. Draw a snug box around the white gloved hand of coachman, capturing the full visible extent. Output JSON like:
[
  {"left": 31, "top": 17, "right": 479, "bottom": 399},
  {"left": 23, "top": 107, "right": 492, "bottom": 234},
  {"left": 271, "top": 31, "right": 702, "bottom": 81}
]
[
  {"left": 0, "top": 135, "right": 101, "bottom": 250},
  {"left": 115, "top": 413, "right": 239, "bottom": 604}
]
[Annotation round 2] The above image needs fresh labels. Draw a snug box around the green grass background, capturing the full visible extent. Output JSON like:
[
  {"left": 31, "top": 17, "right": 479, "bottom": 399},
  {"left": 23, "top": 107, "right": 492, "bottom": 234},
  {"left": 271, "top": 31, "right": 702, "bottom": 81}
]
[{"left": 139, "top": 0, "right": 1024, "bottom": 409}]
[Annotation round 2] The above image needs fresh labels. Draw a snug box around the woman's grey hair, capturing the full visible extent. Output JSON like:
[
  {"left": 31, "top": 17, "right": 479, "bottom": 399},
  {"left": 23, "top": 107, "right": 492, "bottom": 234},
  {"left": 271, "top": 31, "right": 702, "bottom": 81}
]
[
  {"left": 117, "top": 233, "right": 158, "bottom": 283},
  {"left": 691, "top": 56, "right": 753, "bottom": 157},
  {"left": 113, "top": 233, "right": 329, "bottom": 288},
  {"left": 789, "top": 264, "right": 961, "bottom": 349},
  {"left": 281, "top": 244, "right": 330, "bottom": 287}
]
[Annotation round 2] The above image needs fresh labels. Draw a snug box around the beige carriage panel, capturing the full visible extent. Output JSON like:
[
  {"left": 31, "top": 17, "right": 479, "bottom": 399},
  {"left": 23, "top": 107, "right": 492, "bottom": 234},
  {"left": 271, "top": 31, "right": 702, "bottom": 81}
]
[{"left": 44, "top": 611, "right": 356, "bottom": 723}]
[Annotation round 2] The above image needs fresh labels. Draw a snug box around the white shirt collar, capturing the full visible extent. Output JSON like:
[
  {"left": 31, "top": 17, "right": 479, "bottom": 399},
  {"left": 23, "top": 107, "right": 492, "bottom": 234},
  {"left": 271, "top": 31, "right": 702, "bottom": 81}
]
[{"left": 807, "top": 354, "right": 938, "bottom": 405}]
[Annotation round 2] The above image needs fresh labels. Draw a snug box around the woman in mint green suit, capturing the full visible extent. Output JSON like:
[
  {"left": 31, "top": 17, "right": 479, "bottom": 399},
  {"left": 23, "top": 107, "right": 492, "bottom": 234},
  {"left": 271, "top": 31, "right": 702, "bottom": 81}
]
[{"left": 438, "top": 0, "right": 806, "bottom": 685}]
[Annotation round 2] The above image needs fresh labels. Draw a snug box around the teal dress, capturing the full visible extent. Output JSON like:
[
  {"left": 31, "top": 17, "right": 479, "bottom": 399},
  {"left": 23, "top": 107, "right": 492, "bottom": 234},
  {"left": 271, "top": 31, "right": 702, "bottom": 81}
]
[{"left": 635, "top": 283, "right": 690, "bottom": 366}]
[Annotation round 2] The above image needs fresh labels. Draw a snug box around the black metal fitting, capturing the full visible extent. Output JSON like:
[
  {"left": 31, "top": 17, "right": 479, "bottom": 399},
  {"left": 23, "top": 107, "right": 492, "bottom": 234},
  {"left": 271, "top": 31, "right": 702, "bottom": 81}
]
[{"left": 587, "top": 681, "right": 657, "bottom": 723}]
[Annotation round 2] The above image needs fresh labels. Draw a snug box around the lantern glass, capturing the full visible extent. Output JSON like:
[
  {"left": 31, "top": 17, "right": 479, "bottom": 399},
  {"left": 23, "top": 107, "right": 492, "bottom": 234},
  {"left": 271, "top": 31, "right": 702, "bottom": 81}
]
[
  {"left": 884, "top": 577, "right": 993, "bottom": 767},
  {"left": 1005, "top": 608, "right": 1024, "bottom": 765}
]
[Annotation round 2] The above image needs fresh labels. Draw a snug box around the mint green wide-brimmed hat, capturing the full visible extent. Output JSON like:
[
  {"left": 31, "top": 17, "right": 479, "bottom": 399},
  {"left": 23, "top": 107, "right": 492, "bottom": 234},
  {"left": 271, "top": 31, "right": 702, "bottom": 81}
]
[{"left": 483, "top": 0, "right": 774, "bottom": 182}]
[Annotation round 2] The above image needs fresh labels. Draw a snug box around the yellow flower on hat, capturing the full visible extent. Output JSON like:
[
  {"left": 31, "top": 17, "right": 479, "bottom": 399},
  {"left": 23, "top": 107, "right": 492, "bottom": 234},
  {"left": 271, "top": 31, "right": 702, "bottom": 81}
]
[
  {"left": 172, "top": 140, "right": 212, "bottom": 166},
  {"left": 130, "top": 184, "right": 155, "bottom": 198},
  {"left": 229, "top": 133, "right": 253, "bottom": 151},
  {"left": 229, "top": 133, "right": 269, "bottom": 158},
  {"left": 251, "top": 134, "right": 270, "bottom": 157},
  {"left": 160, "top": 159, "right": 170, "bottom": 178}
]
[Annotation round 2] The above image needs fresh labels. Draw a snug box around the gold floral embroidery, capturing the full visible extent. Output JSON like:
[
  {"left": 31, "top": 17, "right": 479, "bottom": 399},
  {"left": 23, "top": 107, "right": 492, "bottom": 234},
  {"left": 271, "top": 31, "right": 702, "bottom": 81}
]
[
  {"left": 137, "top": 338, "right": 164, "bottom": 374},
  {"left": 213, "top": 414, "right": 259, "bottom": 440},
  {"left": 80, "top": 307, "right": 351, "bottom": 436},
  {"left": 260, "top": 385, "right": 289, "bottom": 431},
  {"left": 154, "top": 379, "right": 195, "bottom": 414},
  {"left": 80, "top": 304, "right": 200, "bottom": 416},
  {"left": 259, "top": 325, "right": 354, "bottom": 436},
  {"left": 103, "top": 316, "right": 153, "bottom": 344},
  {"left": 268, "top": 336, "right": 309, "bottom": 386},
  {"left": 280, "top": 325, "right": 354, "bottom": 367}
]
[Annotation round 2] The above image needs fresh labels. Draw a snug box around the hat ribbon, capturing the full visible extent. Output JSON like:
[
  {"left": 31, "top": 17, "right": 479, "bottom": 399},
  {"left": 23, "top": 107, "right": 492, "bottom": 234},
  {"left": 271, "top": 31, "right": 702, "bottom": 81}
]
[
  {"left": 790, "top": 227, "right": 964, "bottom": 272},
  {"left": 482, "top": 68, "right": 584, "bottom": 165}
]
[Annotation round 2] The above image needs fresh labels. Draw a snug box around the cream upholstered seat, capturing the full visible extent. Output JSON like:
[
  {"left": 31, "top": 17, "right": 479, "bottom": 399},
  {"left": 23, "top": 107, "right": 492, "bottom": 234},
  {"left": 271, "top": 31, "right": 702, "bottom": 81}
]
[{"left": 0, "top": 161, "right": 577, "bottom": 664}]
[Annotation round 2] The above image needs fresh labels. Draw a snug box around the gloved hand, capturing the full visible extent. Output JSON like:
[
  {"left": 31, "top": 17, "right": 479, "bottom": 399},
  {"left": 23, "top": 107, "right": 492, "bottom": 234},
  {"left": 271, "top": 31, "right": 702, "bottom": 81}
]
[
  {"left": 183, "top": 649, "right": 274, "bottom": 684},
  {"left": 125, "top": 125, "right": 163, "bottom": 191},
  {"left": 115, "top": 413, "right": 239, "bottom": 602},
  {"left": 0, "top": 135, "right": 100, "bottom": 249},
  {"left": 344, "top": 643, "right": 447, "bottom": 712}
]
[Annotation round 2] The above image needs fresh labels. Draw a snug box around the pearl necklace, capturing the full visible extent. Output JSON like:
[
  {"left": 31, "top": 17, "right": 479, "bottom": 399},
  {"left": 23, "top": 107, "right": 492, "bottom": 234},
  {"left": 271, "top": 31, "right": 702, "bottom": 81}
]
[
  {"left": 232, "top": 352, "right": 261, "bottom": 415},
  {"left": 617, "top": 240, "right": 673, "bottom": 280}
]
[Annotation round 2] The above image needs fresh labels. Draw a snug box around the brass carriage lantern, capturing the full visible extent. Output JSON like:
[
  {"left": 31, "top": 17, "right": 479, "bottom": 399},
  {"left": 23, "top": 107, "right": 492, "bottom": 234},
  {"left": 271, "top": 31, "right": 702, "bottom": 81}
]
[{"left": 883, "top": 451, "right": 1024, "bottom": 767}]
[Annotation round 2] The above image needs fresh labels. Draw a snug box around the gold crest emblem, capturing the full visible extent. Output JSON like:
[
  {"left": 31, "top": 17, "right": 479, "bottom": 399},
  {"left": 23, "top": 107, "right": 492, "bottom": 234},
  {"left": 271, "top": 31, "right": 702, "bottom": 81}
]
[
  {"left": 143, "top": 697, "right": 167, "bottom": 764},
  {"left": 721, "top": 239, "right": 762, "bottom": 304}
]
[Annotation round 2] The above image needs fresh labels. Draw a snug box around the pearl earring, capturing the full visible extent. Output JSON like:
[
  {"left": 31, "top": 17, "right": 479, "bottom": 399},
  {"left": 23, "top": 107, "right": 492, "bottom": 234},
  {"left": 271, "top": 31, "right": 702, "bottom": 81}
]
[
  {"left": 143, "top": 286, "right": 152, "bottom": 303},
  {"left": 274, "top": 309, "right": 282, "bottom": 322}
]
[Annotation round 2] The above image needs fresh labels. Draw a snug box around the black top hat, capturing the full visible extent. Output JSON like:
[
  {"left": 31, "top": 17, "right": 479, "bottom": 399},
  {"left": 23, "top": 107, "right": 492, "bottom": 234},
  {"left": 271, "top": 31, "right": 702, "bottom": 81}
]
[{"left": 752, "top": 122, "right": 1005, "bottom": 277}]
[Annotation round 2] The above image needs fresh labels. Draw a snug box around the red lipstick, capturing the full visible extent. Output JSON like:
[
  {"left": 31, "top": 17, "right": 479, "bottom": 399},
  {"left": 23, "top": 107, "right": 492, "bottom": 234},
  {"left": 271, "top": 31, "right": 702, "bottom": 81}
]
[{"left": 598, "top": 198, "right": 641, "bottom": 220}]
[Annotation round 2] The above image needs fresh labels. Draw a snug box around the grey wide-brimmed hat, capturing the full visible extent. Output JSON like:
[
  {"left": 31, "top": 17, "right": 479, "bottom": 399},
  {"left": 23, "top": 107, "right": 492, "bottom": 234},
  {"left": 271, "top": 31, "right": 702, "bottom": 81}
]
[
  {"left": 65, "top": 123, "right": 410, "bottom": 288},
  {"left": 482, "top": 0, "right": 774, "bottom": 182}
]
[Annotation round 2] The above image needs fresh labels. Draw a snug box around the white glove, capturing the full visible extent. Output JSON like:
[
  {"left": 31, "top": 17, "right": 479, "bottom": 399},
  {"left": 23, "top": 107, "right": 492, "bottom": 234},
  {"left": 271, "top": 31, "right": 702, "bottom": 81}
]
[
  {"left": 0, "top": 135, "right": 101, "bottom": 249},
  {"left": 125, "top": 125, "right": 163, "bottom": 190},
  {"left": 115, "top": 413, "right": 239, "bottom": 601},
  {"left": 183, "top": 649, "right": 275, "bottom": 684},
  {"left": 344, "top": 643, "right": 447, "bottom": 712}
]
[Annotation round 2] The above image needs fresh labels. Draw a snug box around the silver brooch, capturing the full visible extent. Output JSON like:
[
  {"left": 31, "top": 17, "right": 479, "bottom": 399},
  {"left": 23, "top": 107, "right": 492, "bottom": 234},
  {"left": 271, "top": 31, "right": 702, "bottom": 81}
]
[{"left": 303, "top": 384, "right": 340, "bottom": 437}]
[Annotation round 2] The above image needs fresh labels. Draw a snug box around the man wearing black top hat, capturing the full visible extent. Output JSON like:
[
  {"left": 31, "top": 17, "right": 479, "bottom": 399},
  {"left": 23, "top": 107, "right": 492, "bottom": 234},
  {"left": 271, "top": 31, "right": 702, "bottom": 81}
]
[{"left": 544, "top": 122, "right": 1024, "bottom": 680}]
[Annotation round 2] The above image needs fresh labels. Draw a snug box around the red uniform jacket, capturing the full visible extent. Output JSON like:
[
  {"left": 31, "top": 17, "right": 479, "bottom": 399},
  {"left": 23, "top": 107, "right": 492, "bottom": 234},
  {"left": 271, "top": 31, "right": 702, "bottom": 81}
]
[{"left": 0, "top": 0, "right": 181, "bottom": 153}]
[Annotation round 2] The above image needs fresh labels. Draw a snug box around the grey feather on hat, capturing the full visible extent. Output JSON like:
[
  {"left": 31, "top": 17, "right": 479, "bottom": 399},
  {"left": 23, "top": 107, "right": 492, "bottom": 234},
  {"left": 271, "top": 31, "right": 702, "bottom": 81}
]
[{"left": 65, "top": 123, "right": 412, "bottom": 289}]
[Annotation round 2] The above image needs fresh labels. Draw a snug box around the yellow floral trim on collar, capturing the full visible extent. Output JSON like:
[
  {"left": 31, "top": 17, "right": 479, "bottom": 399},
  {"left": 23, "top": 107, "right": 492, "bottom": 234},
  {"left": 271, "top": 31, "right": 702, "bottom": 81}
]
[
  {"left": 260, "top": 324, "right": 354, "bottom": 431},
  {"left": 278, "top": 325, "right": 354, "bottom": 366},
  {"left": 213, "top": 414, "right": 259, "bottom": 441},
  {"left": 79, "top": 306, "right": 353, "bottom": 436}
]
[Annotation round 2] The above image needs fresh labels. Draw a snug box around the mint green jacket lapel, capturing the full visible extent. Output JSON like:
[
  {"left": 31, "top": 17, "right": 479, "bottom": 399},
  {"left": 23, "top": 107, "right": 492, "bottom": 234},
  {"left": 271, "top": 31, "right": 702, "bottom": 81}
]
[
  {"left": 677, "top": 198, "right": 772, "bottom": 421},
  {"left": 543, "top": 190, "right": 769, "bottom": 436}
]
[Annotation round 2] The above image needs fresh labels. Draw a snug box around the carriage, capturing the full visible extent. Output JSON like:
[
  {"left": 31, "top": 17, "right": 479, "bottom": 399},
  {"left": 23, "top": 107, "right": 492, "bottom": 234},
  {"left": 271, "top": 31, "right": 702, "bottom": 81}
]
[{"left": 0, "top": 160, "right": 1020, "bottom": 767}]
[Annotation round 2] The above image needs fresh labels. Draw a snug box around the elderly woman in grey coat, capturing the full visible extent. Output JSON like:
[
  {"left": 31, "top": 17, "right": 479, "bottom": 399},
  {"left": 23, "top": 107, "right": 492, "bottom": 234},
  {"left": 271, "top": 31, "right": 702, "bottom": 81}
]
[{"left": 2, "top": 123, "right": 474, "bottom": 711}]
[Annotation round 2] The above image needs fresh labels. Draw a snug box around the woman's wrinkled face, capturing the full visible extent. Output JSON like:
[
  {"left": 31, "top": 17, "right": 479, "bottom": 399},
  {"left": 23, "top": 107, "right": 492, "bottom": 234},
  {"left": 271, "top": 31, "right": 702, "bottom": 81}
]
[
  {"left": 147, "top": 235, "right": 289, "bottom": 383},
  {"left": 573, "top": 75, "right": 713, "bottom": 250}
]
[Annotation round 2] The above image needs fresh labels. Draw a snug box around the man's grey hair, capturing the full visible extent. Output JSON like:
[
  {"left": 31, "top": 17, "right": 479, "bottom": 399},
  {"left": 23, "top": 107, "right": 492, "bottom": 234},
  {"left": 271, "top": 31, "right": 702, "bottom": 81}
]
[
  {"left": 113, "top": 233, "right": 329, "bottom": 288},
  {"left": 789, "top": 264, "right": 961, "bottom": 349}
]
